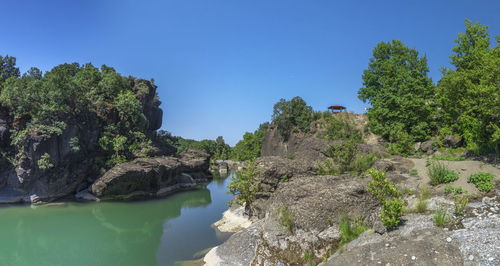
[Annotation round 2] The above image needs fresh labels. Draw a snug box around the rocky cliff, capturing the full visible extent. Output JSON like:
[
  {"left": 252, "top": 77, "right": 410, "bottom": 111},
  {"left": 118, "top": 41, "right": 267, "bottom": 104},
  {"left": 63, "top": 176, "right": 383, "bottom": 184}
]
[{"left": 0, "top": 79, "right": 206, "bottom": 204}]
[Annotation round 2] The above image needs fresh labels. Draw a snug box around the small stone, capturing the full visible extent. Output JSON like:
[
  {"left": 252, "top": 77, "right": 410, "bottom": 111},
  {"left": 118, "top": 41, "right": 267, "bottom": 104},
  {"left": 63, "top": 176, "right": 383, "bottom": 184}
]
[
  {"left": 446, "top": 237, "right": 452, "bottom": 242},
  {"left": 468, "top": 255, "right": 474, "bottom": 261},
  {"left": 411, "top": 256, "right": 416, "bottom": 260},
  {"left": 404, "top": 254, "right": 407, "bottom": 257},
  {"left": 385, "top": 243, "right": 390, "bottom": 247}
]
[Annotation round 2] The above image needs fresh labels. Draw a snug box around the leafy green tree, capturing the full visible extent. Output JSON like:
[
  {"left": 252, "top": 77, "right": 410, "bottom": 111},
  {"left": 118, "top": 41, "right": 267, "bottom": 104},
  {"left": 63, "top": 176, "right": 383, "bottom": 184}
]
[
  {"left": 359, "top": 40, "right": 436, "bottom": 143},
  {"left": 0, "top": 57, "right": 159, "bottom": 169},
  {"left": 0, "top": 55, "right": 20, "bottom": 85},
  {"left": 437, "top": 20, "right": 499, "bottom": 153},
  {"left": 228, "top": 160, "right": 260, "bottom": 207},
  {"left": 272, "top": 96, "right": 313, "bottom": 140},
  {"left": 231, "top": 123, "right": 269, "bottom": 161}
]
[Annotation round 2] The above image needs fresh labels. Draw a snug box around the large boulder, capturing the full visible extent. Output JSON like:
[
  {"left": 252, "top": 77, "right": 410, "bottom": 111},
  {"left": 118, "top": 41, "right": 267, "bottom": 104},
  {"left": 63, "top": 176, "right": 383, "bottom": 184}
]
[
  {"left": 443, "top": 135, "right": 463, "bottom": 148},
  {"left": 90, "top": 150, "right": 211, "bottom": 200},
  {"left": 420, "top": 140, "right": 436, "bottom": 154}
]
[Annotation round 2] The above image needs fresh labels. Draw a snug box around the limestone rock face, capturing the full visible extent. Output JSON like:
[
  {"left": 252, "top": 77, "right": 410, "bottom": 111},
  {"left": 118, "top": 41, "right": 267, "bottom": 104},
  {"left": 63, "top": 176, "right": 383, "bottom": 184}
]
[{"left": 90, "top": 150, "right": 211, "bottom": 200}]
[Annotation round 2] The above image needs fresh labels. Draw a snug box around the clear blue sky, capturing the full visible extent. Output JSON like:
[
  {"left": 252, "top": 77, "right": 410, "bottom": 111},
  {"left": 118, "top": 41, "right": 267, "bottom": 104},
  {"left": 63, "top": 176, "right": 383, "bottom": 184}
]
[{"left": 1, "top": 0, "right": 498, "bottom": 145}]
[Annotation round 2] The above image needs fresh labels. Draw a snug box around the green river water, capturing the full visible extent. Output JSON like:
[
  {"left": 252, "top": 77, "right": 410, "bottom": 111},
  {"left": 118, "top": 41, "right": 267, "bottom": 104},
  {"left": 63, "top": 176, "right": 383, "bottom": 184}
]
[{"left": 0, "top": 173, "right": 235, "bottom": 266}]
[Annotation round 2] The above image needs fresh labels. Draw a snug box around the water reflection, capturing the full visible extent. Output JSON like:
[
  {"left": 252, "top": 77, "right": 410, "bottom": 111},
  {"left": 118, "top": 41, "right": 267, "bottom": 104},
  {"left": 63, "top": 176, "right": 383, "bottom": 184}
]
[{"left": 0, "top": 175, "right": 234, "bottom": 266}]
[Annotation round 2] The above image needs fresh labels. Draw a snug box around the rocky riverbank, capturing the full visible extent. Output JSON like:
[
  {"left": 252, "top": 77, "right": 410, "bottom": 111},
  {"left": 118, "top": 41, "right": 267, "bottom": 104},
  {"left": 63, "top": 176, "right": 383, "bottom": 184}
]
[{"left": 204, "top": 118, "right": 500, "bottom": 265}]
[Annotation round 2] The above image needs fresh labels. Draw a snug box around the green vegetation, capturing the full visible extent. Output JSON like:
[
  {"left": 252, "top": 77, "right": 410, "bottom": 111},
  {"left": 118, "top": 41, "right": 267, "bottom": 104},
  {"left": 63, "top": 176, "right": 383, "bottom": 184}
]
[
  {"left": 454, "top": 196, "right": 468, "bottom": 216},
  {"left": 319, "top": 140, "right": 377, "bottom": 175},
  {"left": 433, "top": 208, "right": 450, "bottom": 227},
  {"left": 37, "top": 153, "right": 54, "bottom": 170},
  {"left": 69, "top": 137, "right": 80, "bottom": 152},
  {"left": 303, "top": 251, "right": 315, "bottom": 266},
  {"left": 381, "top": 198, "right": 405, "bottom": 229},
  {"left": 358, "top": 40, "right": 436, "bottom": 148},
  {"left": 414, "top": 188, "right": 430, "bottom": 213},
  {"left": 157, "top": 131, "right": 232, "bottom": 160},
  {"left": 228, "top": 160, "right": 260, "bottom": 207},
  {"left": 436, "top": 20, "right": 499, "bottom": 154},
  {"left": 230, "top": 123, "right": 269, "bottom": 161},
  {"left": 339, "top": 215, "right": 366, "bottom": 245},
  {"left": 279, "top": 206, "right": 295, "bottom": 233},
  {"left": 427, "top": 161, "right": 459, "bottom": 185},
  {"left": 431, "top": 154, "right": 465, "bottom": 161},
  {"left": 468, "top": 172, "right": 494, "bottom": 192},
  {"left": 415, "top": 197, "right": 428, "bottom": 213},
  {"left": 320, "top": 113, "right": 362, "bottom": 142},
  {"left": 272, "top": 96, "right": 313, "bottom": 140},
  {"left": 444, "top": 185, "right": 465, "bottom": 195},
  {"left": 357, "top": 20, "right": 499, "bottom": 156},
  {"left": 0, "top": 60, "right": 162, "bottom": 169},
  {"left": 367, "top": 169, "right": 404, "bottom": 229},
  {"left": 409, "top": 169, "right": 418, "bottom": 176}
]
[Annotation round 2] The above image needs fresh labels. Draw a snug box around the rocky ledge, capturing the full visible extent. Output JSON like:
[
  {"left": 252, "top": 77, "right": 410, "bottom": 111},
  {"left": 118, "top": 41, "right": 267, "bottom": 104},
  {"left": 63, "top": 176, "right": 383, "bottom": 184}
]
[{"left": 87, "top": 149, "right": 212, "bottom": 201}]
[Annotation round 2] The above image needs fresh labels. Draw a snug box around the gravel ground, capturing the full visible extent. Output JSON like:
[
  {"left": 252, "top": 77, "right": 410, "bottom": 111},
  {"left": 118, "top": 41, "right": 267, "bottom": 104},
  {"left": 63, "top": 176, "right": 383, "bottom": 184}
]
[{"left": 451, "top": 196, "right": 500, "bottom": 266}]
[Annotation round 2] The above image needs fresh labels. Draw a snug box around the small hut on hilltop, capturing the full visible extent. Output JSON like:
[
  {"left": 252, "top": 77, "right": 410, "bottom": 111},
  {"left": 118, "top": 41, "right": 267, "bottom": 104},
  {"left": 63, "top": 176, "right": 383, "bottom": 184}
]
[{"left": 327, "top": 105, "right": 346, "bottom": 112}]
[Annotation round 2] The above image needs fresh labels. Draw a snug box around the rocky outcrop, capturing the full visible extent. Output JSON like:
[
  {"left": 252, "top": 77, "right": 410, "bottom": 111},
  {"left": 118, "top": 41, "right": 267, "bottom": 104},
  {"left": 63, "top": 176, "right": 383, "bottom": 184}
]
[
  {"left": 0, "top": 79, "right": 174, "bottom": 204},
  {"left": 321, "top": 214, "right": 464, "bottom": 266},
  {"left": 90, "top": 150, "right": 211, "bottom": 200},
  {"left": 209, "top": 173, "right": 381, "bottom": 265},
  {"left": 261, "top": 125, "right": 335, "bottom": 163}
]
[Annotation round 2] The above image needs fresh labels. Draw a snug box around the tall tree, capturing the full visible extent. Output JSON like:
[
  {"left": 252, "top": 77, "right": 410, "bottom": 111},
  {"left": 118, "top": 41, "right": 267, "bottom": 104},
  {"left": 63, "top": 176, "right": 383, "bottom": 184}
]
[
  {"left": 437, "top": 20, "right": 499, "bottom": 152},
  {"left": 0, "top": 55, "right": 20, "bottom": 85},
  {"left": 272, "top": 96, "right": 313, "bottom": 140},
  {"left": 358, "top": 40, "right": 436, "bottom": 143}
]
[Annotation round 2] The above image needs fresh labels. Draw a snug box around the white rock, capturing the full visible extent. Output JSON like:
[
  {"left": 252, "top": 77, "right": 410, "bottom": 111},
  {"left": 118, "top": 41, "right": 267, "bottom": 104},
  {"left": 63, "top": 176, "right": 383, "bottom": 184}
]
[
  {"left": 411, "top": 256, "right": 416, "bottom": 260},
  {"left": 446, "top": 237, "right": 452, "bottom": 242},
  {"left": 468, "top": 255, "right": 474, "bottom": 261}
]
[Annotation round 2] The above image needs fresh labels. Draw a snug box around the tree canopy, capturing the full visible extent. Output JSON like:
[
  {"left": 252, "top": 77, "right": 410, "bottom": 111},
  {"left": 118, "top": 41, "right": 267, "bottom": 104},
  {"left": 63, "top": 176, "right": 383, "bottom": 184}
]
[
  {"left": 437, "top": 20, "right": 499, "bottom": 153},
  {"left": 358, "top": 40, "right": 436, "bottom": 143},
  {"left": 272, "top": 96, "right": 313, "bottom": 140}
]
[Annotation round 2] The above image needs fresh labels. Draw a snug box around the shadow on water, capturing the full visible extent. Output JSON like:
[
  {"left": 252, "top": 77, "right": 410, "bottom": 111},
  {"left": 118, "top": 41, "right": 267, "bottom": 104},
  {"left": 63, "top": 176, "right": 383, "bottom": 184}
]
[{"left": 0, "top": 174, "right": 236, "bottom": 266}]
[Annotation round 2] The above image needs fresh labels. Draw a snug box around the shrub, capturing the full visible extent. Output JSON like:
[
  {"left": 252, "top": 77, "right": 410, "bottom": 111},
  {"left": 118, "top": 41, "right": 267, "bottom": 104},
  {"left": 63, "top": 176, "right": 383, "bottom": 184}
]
[
  {"left": 37, "top": 153, "right": 54, "bottom": 170},
  {"left": 322, "top": 140, "right": 377, "bottom": 175},
  {"left": 387, "top": 130, "right": 415, "bottom": 156},
  {"left": 468, "top": 172, "right": 494, "bottom": 192},
  {"left": 444, "top": 185, "right": 465, "bottom": 195},
  {"left": 381, "top": 198, "right": 405, "bottom": 229},
  {"left": 409, "top": 169, "right": 418, "bottom": 176},
  {"left": 279, "top": 206, "right": 295, "bottom": 233},
  {"left": 324, "top": 140, "right": 357, "bottom": 173},
  {"left": 428, "top": 161, "right": 459, "bottom": 185},
  {"left": 321, "top": 114, "right": 362, "bottom": 142},
  {"left": 420, "top": 187, "right": 431, "bottom": 200},
  {"left": 454, "top": 196, "right": 468, "bottom": 216},
  {"left": 367, "top": 169, "right": 404, "bottom": 229},
  {"left": 228, "top": 160, "right": 260, "bottom": 207},
  {"left": 351, "top": 153, "right": 378, "bottom": 175},
  {"left": 433, "top": 208, "right": 449, "bottom": 227},
  {"left": 339, "top": 215, "right": 366, "bottom": 245},
  {"left": 316, "top": 159, "right": 337, "bottom": 175},
  {"left": 367, "top": 169, "right": 401, "bottom": 201},
  {"left": 415, "top": 198, "right": 428, "bottom": 213}
]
